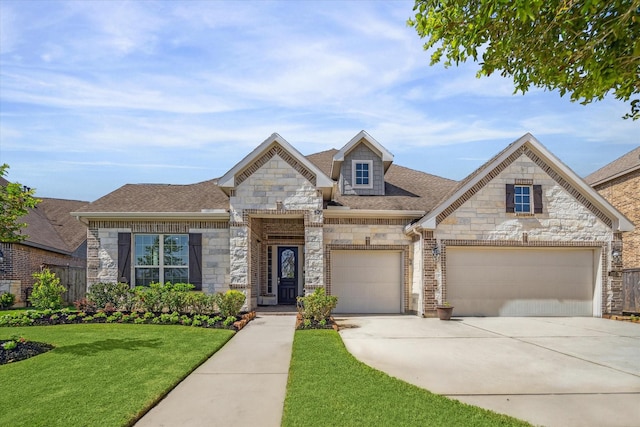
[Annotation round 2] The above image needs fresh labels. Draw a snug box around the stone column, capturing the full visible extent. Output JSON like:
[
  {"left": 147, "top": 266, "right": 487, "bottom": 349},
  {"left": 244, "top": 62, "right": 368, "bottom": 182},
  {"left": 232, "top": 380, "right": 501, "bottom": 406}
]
[
  {"left": 229, "top": 212, "right": 250, "bottom": 309},
  {"left": 304, "top": 210, "right": 324, "bottom": 295}
]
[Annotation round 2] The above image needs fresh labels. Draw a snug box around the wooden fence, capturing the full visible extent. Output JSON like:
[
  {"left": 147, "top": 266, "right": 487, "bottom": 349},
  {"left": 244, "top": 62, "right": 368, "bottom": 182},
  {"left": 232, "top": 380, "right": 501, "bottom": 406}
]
[
  {"left": 622, "top": 268, "right": 640, "bottom": 314},
  {"left": 47, "top": 265, "right": 87, "bottom": 305}
]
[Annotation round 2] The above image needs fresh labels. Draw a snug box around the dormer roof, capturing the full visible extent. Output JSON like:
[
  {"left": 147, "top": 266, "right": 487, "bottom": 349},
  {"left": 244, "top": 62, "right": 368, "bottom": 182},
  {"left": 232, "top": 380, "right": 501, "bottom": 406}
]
[{"left": 330, "top": 130, "right": 394, "bottom": 179}]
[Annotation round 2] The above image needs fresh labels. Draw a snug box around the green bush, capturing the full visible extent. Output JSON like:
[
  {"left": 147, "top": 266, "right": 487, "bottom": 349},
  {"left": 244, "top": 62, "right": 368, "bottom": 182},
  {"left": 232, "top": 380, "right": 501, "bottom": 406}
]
[
  {"left": 87, "top": 282, "right": 134, "bottom": 311},
  {"left": 214, "top": 290, "right": 246, "bottom": 318},
  {"left": 297, "top": 288, "right": 338, "bottom": 322},
  {"left": 30, "top": 269, "right": 66, "bottom": 310},
  {"left": 0, "top": 292, "right": 15, "bottom": 309},
  {"left": 184, "top": 292, "right": 217, "bottom": 315}
]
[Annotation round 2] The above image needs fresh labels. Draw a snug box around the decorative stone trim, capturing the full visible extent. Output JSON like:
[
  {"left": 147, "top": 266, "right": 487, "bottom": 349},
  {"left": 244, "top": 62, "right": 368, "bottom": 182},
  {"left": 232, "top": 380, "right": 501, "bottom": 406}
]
[
  {"left": 324, "top": 218, "right": 411, "bottom": 225},
  {"left": 515, "top": 178, "right": 533, "bottom": 185},
  {"left": 89, "top": 220, "right": 229, "bottom": 232},
  {"left": 526, "top": 149, "right": 612, "bottom": 228},
  {"left": 324, "top": 243, "right": 411, "bottom": 312},
  {"left": 235, "top": 143, "right": 317, "bottom": 186},
  {"left": 436, "top": 147, "right": 613, "bottom": 228}
]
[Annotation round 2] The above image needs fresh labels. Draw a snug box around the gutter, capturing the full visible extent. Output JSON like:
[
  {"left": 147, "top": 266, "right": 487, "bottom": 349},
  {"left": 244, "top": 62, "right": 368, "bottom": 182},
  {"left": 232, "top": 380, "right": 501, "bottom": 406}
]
[
  {"left": 324, "top": 208, "right": 425, "bottom": 219},
  {"left": 71, "top": 210, "right": 230, "bottom": 224}
]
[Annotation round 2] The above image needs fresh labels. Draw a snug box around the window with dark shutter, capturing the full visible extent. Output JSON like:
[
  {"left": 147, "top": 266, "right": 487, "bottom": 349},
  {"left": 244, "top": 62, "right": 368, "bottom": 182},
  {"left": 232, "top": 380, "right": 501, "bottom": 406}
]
[
  {"left": 505, "top": 184, "right": 515, "bottom": 212},
  {"left": 189, "top": 233, "right": 202, "bottom": 291},
  {"left": 533, "top": 185, "right": 543, "bottom": 213},
  {"left": 118, "top": 233, "right": 132, "bottom": 284}
]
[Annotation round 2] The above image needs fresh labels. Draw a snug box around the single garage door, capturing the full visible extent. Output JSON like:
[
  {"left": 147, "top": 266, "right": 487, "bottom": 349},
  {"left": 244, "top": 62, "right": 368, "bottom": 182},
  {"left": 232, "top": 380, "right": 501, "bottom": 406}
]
[
  {"left": 331, "top": 250, "right": 402, "bottom": 313},
  {"left": 446, "top": 247, "right": 598, "bottom": 316}
]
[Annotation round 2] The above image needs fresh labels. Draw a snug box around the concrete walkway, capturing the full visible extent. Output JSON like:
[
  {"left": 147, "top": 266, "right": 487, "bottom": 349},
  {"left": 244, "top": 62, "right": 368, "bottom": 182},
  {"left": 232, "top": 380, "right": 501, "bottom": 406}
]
[{"left": 135, "top": 315, "right": 296, "bottom": 427}]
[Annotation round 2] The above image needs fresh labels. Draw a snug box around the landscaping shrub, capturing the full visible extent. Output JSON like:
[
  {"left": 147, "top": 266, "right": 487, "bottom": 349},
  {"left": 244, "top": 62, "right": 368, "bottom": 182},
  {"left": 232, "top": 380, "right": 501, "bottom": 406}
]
[
  {"left": 29, "top": 269, "right": 66, "bottom": 310},
  {"left": 87, "top": 282, "right": 134, "bottom": 311},
  {"left": 184, "top": 291, "right": 217, "bottom": 315},
  {"left": 297, "top": 288, "right": 337, "bottom": 322},
  {"left": 214, "top": 290, "right": 246, "bottom": 318},
  {"left": 0, "top": 292, "right": 15, "bottom": 309}
]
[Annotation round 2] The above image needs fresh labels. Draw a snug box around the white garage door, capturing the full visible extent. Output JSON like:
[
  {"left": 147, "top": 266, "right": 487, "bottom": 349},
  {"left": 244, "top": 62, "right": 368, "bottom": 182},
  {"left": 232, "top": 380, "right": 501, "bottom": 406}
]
[
  {"left": 446, "top": 247, "right": 598, "bottom": 316},
  {"left": 331, "top": 250, "right": 402, "bottom": 313}
]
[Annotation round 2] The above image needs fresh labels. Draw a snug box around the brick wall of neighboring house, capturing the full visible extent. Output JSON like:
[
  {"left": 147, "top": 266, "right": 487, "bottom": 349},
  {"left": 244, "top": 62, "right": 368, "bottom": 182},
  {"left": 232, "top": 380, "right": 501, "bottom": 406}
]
[
  {"left": 0, "top": 242, "right": 86, "bottom": 305},
  {"left": 593, "top": 168, "right": 640, "bottom": 268}
]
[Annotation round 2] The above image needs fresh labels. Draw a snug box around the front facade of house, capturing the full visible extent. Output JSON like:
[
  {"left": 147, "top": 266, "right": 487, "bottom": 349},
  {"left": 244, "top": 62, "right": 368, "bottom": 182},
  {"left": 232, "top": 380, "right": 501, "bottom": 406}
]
[{"left": 73, "top": 132, "right": 633, "bottom": 317}]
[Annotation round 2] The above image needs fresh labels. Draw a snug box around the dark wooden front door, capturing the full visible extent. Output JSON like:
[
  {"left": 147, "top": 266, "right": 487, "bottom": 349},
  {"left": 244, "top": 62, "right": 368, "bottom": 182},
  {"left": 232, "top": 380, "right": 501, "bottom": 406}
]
[{"left": 278, "top": 247, "right": 298, "bottom": 304}]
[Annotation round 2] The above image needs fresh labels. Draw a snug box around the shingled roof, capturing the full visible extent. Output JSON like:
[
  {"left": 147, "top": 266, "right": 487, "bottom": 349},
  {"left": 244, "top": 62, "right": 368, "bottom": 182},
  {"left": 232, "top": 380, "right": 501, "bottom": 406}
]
[
  {"left": 76, "top": 150, "right": 457, "bottom": 215},
  {"left": 74, "top": 179, "right": 229, "bottom": 213},
  {"left": 585, "top": 146, "right": 640, "bottom": 186},
  {"left": 18, "top": 198, "right": 88, "bottom": 254}
]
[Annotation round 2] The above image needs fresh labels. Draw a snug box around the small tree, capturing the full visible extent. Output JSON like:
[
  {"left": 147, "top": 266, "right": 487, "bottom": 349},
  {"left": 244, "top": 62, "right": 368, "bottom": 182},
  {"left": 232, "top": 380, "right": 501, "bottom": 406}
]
[
  {"left": 30, "top": 269, "right": 66, "bottom": 310},
  {"left": 0, "top": 164, "right": 40, "bottom": 242}
]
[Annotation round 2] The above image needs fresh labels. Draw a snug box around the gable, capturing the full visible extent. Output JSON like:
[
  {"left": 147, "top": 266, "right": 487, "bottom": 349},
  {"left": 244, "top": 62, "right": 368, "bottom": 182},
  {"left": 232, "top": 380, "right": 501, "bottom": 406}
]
[
  {"left": 331, "top": 130, "right": 393, "bottom": 180},
  {"left": 340, "top": 142, "right": 385, "bottom": 196},
  {"left": 413, "top": 133, "right": 634, "bottom": 232},
  {"left": 218, "top": 133, "right": 333, "bottom": 199},
  {"left": 435, "top": 153, "right": 614, "bottom": 241}
]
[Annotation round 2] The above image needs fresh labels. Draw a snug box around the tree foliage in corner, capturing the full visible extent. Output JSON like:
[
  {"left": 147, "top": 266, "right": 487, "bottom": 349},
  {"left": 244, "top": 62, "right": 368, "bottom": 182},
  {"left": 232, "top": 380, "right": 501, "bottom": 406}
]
[
  {"left": 408, "top": 0, "right": 640, "bottom": 119},
  {"left": 0, "top": 164, "right": 40, "bottom": 242}
]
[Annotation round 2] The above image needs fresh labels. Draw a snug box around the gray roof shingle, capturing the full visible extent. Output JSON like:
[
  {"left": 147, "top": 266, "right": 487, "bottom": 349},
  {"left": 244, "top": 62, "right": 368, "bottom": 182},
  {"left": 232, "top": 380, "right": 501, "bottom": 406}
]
[
  {"left": 585, "top": 146, "right": 640, "bottom": 186},
  {"left": 76, "top": 149, "right": 458, "bottom": 215}
]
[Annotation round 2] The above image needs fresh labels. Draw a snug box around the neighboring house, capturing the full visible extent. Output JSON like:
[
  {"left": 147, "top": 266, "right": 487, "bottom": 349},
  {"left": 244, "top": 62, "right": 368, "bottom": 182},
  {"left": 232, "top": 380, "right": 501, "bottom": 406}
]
[
  {"left": 0, "top": 179, "right": 88, "bottom": 305},
  {"left": 72, "top": 132, "right": 633, "bottom": 317},
  {"left": 585, "top": 146, "right": 640, "bottom": 269}
]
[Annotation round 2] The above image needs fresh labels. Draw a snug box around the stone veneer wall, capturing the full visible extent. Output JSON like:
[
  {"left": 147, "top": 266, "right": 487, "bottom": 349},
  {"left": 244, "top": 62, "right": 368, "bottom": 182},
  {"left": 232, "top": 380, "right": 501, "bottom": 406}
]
[
  {"left": 436, "top": 154, "right": 613, "bottom": 242},
  {"left": 229, "top": 154, "right": 324, "bottom": 305},
  {"left": 86, "top": 221, "right": 230, "bottom": 294},
  {"left": 593, "top": 168, "right": 640, "bottom": 269},
  {"left": 430, "top": 154, "right": 618, "bottom": 315}
]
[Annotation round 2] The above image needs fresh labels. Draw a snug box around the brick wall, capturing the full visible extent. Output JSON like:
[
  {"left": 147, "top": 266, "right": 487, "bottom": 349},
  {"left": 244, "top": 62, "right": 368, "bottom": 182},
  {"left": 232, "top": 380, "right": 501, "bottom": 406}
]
[
  {"left": 593, "top": 169, "right": 640, "bottom": 268},
  {"left": 0, "top": 242, "right": 86, "bottom": 305}
]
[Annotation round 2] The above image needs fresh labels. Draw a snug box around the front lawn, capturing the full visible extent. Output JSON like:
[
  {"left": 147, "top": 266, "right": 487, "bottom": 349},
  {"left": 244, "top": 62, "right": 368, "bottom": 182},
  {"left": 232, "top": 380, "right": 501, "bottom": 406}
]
[
  {"left": 283, "top": 329, "right": 531, "bottom": 427},
  {"left": 0, "top": 324, "right": 234, "bottom": 427}
]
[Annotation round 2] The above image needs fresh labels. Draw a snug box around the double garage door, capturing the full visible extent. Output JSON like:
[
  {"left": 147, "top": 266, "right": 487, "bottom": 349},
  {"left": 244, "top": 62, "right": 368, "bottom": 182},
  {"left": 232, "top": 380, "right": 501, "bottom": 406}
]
[
  {"left": 446, "top": 247, "right": 599, "bottom": 316},
  {"left": 331, "top": 250, "right": 402, "bottom": 314}
]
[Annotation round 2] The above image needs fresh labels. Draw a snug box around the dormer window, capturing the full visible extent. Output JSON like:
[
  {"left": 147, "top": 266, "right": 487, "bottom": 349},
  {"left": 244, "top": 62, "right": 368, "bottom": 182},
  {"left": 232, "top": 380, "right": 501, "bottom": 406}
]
[{"left": 353, "top": 160, "right": 373, "bottom": 189}]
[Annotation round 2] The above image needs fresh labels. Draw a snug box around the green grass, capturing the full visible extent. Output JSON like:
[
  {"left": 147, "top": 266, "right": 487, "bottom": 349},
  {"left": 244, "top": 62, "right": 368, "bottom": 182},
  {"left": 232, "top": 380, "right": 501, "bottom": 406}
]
[
  {"left": 282, "top": 330, "right": 531, "bottom": 427},
  {"left": 0, "top": 324, "right": 234, "bottom": 427}
]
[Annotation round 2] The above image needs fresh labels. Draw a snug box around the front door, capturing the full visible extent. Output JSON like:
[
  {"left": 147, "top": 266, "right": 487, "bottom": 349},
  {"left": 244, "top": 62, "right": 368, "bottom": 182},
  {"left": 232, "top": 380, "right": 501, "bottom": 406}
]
[{"left": 278, "top": 247, "right": 298, "bottom": 304}]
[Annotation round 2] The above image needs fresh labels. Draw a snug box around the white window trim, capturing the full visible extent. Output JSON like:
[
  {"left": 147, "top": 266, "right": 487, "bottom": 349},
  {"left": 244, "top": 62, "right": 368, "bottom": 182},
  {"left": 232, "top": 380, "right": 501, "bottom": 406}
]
[
  {"left": 514, "top": 184, "right": 532, "bottom": 214},
  {"left": 352, "top": 160, "right": 374, "bottom": 189},
  {"left": 133, "top": 234, "right": 189, "bottom": 286}
]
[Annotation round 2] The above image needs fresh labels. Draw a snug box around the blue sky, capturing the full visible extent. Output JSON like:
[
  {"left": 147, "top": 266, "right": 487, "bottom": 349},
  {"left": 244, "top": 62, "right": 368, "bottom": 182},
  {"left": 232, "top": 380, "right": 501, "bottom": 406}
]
[{"left": 1, "top": 0, "right": 638, "bottom": 202}]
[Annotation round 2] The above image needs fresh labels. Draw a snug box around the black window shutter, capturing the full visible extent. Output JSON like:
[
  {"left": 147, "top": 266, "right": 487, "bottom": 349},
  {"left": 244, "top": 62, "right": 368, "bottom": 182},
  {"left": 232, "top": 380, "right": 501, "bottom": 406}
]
[
  {"left": 117, "top": 233, "right": 131, "bottom": 284},
  {"left": 505, "top": 184, "right": 515, "bottom": 212},
  {"left": 533, "top": 185, "right": 543, "bottom": 214},
  {"left": 189, "top": 233, "right": 203, "bottom": 291}
]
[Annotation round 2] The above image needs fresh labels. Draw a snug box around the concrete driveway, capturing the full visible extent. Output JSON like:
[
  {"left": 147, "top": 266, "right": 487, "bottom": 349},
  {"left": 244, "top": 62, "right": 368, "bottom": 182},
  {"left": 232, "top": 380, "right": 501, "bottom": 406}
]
[{"left": 336, "top": 316, "right": 640, "bottom": 427}]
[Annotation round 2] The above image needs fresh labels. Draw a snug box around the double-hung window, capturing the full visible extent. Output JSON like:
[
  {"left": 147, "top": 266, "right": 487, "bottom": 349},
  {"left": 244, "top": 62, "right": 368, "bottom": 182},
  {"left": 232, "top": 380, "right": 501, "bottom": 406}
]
[
  {"left": 134, "top": 234, "right": 189, "bottom": 286},
  {"left": 506, "top": 183, "right": 543, "bottom": 214},
  {"left": 352, "top": 160, "right": 373, "bottom": 188},
  {"left": 514, "top": 185, "right": 531, "bottom": 213}
]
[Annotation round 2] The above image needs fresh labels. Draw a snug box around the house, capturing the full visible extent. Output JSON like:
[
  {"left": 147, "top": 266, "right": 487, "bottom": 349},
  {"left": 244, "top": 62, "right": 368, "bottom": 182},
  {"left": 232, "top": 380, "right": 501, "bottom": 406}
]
[
  {"left": 0, "top": 180, "right": 88, "bottom": 305},
  {"left": 585, "top": 146, "right": 640, "bottom": 269},
  {"left": 72, "top": 131, "right": 633, "bottom": 317}
]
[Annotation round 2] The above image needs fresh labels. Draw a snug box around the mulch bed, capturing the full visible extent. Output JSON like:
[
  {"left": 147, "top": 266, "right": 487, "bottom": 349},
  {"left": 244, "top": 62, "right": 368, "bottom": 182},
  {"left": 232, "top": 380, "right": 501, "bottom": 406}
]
[
  {"left": 1, "top": 340, "right": 54, "bottom": 365},
  {"left": 295, "top": 313, "right": 338, "bottom": 330}
]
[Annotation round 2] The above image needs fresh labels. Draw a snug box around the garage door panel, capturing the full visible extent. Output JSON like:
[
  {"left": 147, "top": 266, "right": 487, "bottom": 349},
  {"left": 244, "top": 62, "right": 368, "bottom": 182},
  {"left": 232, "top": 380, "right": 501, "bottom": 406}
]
[
  {"left": 447, "top": 247, "right": 596, "bottom": 317},
  {"left": 332, "top": 250, "right": 402, "bottom": 314}
]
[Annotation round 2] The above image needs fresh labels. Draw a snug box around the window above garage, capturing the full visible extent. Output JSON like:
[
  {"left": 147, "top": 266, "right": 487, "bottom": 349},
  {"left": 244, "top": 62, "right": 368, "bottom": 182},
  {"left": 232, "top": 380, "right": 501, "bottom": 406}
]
[{"left": 506, "top": 182, "right": 542, "bottom": 215}]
